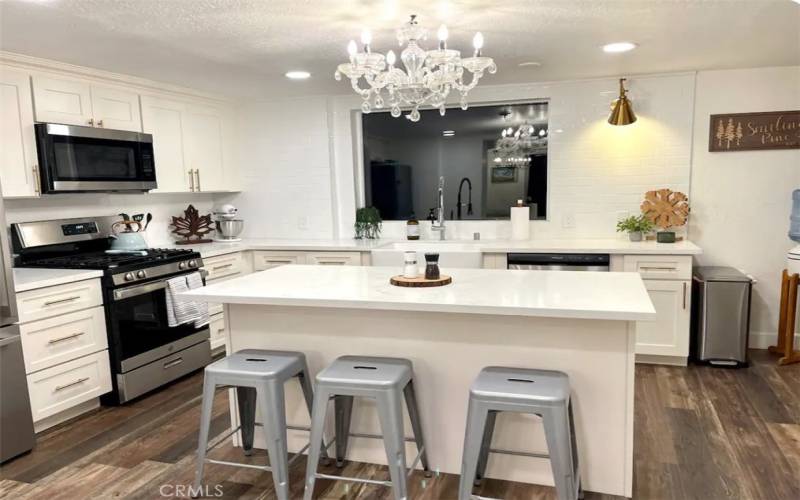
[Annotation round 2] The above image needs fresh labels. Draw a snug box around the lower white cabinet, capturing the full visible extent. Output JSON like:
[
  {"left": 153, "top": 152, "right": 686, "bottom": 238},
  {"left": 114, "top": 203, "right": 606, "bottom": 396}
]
[
  {"left": 26, "top": 350, "right": 112, "bottom": 422},
  {"left": 208, "top": 313, "right": 227, "bottom": 351},
  {"left": 305, "top": 252, "right": 361, "bottom": 266},
  {"left": 252, "top": 250, "right": 362, "bottom": 270},
  {"left": 635, "top": 279, "right": 691, "bottom": 359}
]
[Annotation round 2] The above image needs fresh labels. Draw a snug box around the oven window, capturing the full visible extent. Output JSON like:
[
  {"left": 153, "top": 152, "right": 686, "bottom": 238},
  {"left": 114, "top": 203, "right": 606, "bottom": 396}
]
[
  {"left": 109, "top": 287, "right": 204, "bottom": 363},
  {"left": 50, "top": 135, "right": 154, "bottom": 181}
]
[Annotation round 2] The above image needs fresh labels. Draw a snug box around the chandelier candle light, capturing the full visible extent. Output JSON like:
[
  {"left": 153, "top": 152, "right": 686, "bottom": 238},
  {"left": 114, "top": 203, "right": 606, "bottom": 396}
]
[{"left": 335, "top": 15, "right": 497, "bottom": 122}]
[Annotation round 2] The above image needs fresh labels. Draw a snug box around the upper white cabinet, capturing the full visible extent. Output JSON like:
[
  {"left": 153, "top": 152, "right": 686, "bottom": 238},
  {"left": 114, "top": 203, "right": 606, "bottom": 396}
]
[
  {"left": 141, "top": 95, "right": 191, "bottom": 193},
  {"left": 142, "top": 96, "right": 235, "bottom": 192},
  {"left": 32, "top": 75, "right": 142, "bottom": 132},
  {"left": 0, "top": 67, "right": 39, "bottom": 197}
]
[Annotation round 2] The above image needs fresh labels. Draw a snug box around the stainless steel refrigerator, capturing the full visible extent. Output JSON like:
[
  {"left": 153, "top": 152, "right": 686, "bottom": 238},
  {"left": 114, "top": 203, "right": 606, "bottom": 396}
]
[{"left": 0, "top": 190, "right": 35, "bottom": 462}]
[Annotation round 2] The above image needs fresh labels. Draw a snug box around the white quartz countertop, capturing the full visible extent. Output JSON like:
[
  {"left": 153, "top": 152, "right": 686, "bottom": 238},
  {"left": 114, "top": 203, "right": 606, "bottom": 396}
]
[
  {"left": 180, "top": 265, "right": 656, "bottom": 321},
  {"left": 13, "top": 268, "right": 104, "bottom": 292},
  {"left": 167, "top": 237, "right": 701, "bottom": 258}
]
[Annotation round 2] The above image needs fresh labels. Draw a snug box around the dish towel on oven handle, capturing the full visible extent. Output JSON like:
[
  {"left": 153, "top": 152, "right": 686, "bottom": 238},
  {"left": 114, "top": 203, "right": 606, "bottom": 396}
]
[{"left": 165, "top": 271, "right": 209, "bottom": 329}]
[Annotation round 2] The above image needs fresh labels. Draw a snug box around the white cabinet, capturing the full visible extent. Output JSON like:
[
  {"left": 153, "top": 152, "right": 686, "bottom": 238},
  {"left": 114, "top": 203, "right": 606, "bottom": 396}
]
[
  {"left": 141, "top": 95, "right": 191, "bottom": 192},
  {"left": 253, "top": 251, "right": 306, "bottom": 271},
  {"left": 16, "top": 278, "right": 103, "bottom": 324},
  {"left": 32, "top": 75, "right": 142, "bottom": 132},
  {"left": 306, "top": 252, "right": 361, "bottom": 266},
  {"left": 141, "top": 96, "right": 234, "bottom": 192},
  {"left": 0, "top": 67, "right": 39, "bottom": 197},
  {"left": 636, "top": 279, "right": 691, "bottom": 360}
]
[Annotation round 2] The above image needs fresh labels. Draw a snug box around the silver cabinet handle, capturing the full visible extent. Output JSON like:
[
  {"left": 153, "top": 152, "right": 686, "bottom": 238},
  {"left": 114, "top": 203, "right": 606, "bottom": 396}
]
[
  {"left": 48, "top": 331, "right": 85, "bottom": 344},
  {"left": 163, "top": 357, "right": 184, "bottom": 369},
  {"left": 55, "top": 377, "right": 89, "bottom": 391},
  {"left": 640, "top": 266, "right": 677, "bottom": 272},
  {"left": 318, "top": 261, "right": 346, "bottom": 265},
  {"left": 88, "top": 118, "right": 94, "bottom": 126},
  {"left": 212, "top": 263, "right": 234, "bottom": 271},
  {"left": 32, "top": 165, "right": 41, "bottom": 195},
  {"left": 188, "top": 169, "right": 195, "bottom": 192},
  {"left": 195, "top": 169, "right": 201, "bottom": 192},
  {"left": 44, "top": 296, "right": 81, "bottom": 306},
  {"left": 97, "top": 119, "right": 104, "bottom": 127},
  {"left": 683, "top": 282, "right": 687, "bottom": 310}
]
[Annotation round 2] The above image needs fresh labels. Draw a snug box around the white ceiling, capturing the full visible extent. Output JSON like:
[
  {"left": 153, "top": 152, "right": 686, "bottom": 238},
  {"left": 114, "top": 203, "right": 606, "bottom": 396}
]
[{"left": 1, "top": 0, "right": 799, "bottom": 99}]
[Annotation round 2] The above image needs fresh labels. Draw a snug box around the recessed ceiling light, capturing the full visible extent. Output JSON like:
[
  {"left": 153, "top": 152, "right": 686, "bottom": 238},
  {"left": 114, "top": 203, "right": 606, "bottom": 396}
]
[
  {"left": 442, "top": 130, "right": 455, "bottom": 136},
  {"left": 285, "top": 71, "right": 311, "bottom": 80},
  {"left": 603, "top": 42, "right": 637, "bottom": 53},
  {"left": 518, "top": 61, "right": 541, "bottom": 67}
]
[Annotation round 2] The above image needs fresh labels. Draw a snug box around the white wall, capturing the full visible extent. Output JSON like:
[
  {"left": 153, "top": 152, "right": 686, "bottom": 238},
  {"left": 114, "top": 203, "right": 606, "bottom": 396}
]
[
  {"left": 689, "top": 66, "right": 800, "bottom": 346},
  {"left": 4, "top": 193, "right": 219, "bottom": 246}
]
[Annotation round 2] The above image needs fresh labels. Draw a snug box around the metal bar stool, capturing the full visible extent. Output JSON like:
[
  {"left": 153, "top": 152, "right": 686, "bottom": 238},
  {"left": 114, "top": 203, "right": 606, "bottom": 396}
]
[
  {"left": 193, "top": 349, "right": 327, "bottom": 500},
  {"left": 458, "top": 366, "right": 582, "bottom": 500},
  {"left": 303, "top": 355, "right": 430, "bottom": 500}
]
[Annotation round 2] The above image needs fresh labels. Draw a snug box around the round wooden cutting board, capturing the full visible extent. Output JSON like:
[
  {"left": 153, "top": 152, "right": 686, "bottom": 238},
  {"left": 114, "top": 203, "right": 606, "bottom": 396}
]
[{"left": 390, "top": 275, "right": 452, "bottom": 287}]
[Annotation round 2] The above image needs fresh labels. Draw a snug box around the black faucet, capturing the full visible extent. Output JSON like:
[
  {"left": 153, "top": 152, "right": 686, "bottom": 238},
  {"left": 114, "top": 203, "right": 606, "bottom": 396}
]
[{"left": 457, "top": 177, "right": 473, "bottom": 220}]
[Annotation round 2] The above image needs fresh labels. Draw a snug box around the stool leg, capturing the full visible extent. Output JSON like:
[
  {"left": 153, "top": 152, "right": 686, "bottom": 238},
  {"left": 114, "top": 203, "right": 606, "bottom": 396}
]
[
  {"left": 258, "top": 382, "right": 289, "bottom": 500},
  {"left": 303, "top": 387, "right": 330, "bottom": 500},
  {"left": 297, "top": 366, "right": 329, "bottom": 460},
  {"left": 474, "top": 410, "right": 497, "bottom": 486},
  {"left": 458, "top": 398, "right": 490, "bottom": 500},
  {"left": 236, "top": 387, "right": 257, "bottom": 456},
  {"left": 377, "top": 390, "right": 409, "bottom": 500},
  {"left": 542, "top": 405, "right": 578, "bottom": 500},
  {"left": 334, "top": 395, "right": 354, "bottom": 467},
  {"left": 403, "top": 379, "right": 430, "bottom": 475},
  {"left": 192, "top": 375, "right": 216, "bottom": 497}
]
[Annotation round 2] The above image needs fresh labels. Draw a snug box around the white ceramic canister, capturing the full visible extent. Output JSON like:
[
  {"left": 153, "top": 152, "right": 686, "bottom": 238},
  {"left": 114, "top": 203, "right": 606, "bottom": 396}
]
[{"left": 403, "top": 251, "right": 418, "bottom": 278}]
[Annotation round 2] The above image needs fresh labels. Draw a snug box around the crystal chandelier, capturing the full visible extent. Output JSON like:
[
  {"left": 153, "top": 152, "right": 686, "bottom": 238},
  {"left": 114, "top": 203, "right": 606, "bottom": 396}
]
[
  {"left": 335, "top": 15, "right": 497, "bottom": 122},
  {"left": 491, "top": 123, "right": 548, "bottom": 165}
]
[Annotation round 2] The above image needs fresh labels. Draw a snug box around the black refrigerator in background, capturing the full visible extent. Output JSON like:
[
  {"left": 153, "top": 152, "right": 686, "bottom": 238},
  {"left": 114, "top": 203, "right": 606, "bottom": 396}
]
[{"left": 369, "top": 161, "right": 414, "bottom": 220}]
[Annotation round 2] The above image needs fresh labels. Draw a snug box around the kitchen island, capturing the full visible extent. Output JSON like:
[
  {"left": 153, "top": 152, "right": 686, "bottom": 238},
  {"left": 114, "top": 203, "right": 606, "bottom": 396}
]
[{"left": 181, "top": 265, "right": 655, "bottom": 497}]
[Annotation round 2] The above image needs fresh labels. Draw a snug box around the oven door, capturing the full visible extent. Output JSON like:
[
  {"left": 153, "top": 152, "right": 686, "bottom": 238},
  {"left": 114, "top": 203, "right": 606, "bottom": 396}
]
[
  {"left": 35, "top": 123, "right": 156, "bottom": 193},
  {"left": 107, "top": 276, "right": 209, "bottom": 373}
]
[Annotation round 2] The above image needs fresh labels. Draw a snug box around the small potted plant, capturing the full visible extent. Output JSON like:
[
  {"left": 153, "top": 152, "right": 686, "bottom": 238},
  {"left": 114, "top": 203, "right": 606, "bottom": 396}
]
[
  {"left": 616, "top": 214, "right": 654, "bottom": 242},
  {"left": 354, "top": 207, "right": 382, "bottom": 239}
]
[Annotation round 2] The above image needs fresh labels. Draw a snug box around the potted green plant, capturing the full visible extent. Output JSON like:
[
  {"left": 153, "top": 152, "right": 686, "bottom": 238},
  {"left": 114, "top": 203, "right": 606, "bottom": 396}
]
[
  {"left": 616, "top": 215, "right": 654, "bottom": 242},
  {"left": 354, "top": 207, "right": 382, "bottom": 239}
]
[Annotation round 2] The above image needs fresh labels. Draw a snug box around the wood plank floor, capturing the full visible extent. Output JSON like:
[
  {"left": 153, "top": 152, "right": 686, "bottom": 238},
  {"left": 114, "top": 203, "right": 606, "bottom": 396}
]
[{"left": 1, "top": 349, "right": 798, "bottom": 499}]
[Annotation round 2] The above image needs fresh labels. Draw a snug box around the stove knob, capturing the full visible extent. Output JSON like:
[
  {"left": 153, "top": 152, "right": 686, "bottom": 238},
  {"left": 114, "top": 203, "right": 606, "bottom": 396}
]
[
  {"left": 178, "top": 262, "right": 186, "bottom": 270},
  {"left": 188, "top": 259, "right": 198, "bottom": 268},
  {"left": 124, "top": 272, "right": 134, "bottom": 282},
  {"left": 136, "top": 270, "right": 146, "bottom": 279}
]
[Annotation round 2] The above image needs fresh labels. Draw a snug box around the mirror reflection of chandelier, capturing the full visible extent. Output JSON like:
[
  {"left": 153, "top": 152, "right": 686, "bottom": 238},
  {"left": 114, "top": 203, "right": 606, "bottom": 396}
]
[
  {"left": 491, "top": 122, "right": 548, "bottom": 165},
  {"left": 335, "top": 15, "right": 497, "bottom": 122}
]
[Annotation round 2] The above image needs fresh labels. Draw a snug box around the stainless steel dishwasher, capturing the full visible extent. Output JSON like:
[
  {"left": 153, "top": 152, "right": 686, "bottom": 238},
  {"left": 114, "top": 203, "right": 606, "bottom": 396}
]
[{"left": 507, "top": 253, "right": 611, "bottom": 271}]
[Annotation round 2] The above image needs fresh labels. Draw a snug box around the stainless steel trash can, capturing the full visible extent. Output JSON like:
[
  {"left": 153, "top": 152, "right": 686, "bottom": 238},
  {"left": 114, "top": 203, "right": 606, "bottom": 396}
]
[{"left": 691, "top": 266, "right": 753, "bottom": 367}]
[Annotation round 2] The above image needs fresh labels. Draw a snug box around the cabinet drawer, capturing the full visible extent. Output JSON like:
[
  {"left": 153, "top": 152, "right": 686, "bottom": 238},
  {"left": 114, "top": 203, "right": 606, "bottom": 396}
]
[
  {"left": 17, "top": 279, "right": 103, "bottom": 323},
  {"left": 204, "top": 252, "right": 244, "bottom": 281},
  {"left": 253, "top": 251, "right": 304, "bottom": 271},
  {"left": 20, "top": 306, "right": 108, "bottom": 374},
  {"left": 209, "top": 313, "right": 227, "bottom": 351},
  {"left": 27, "top": 350, "right": 112, "bottom": 422},
  {"left": 306, "top": 252, "right": 361, "bottom": 266},
  {"left": 623, "top": 255, "right": 692, "bottom": 280}
]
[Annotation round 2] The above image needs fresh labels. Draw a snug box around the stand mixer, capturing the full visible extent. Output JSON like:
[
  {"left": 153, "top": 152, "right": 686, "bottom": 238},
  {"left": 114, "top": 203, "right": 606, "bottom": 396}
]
[
  {"left": 213, "top": 204, "right": 244, "bottom": 242},
  {"left": 789, "top": 189, "right": 800, "bottom": 275}
]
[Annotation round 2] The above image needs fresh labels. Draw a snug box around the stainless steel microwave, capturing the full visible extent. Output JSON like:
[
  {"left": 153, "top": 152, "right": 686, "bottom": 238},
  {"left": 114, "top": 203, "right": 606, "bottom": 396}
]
[{"left": 35, "top": 123, "right": 157, "bottom": 193}]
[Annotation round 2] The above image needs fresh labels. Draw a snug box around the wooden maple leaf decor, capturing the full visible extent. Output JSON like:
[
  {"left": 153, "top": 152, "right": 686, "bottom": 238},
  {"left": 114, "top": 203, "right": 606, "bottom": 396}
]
[
  {"left": 171, "top": 204, "right": 214, "bottom": 244},
  {"left": 640, "top": 189, "right": 690, "bottom": 229}
]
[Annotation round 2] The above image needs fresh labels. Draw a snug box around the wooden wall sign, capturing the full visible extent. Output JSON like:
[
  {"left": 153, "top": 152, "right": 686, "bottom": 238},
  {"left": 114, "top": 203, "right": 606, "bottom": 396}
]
[{"left": 709, "top": 110, "right": 800, "bottom": 152}]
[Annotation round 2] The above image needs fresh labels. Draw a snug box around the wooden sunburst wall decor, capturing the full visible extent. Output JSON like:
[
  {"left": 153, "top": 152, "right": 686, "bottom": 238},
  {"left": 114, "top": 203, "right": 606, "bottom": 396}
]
[{"left": 640, "top": 189, "right": 690, "bottom": 229}]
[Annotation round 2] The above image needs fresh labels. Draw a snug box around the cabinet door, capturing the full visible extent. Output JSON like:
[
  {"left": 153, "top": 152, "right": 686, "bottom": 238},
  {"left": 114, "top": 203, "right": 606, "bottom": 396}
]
[
  {"left": 141, "top": 95, "right": 190, "bottom": 192},
  {"left": 0, "top": 67, "right": 38, "bottom": 197},
  {"left": 32, "top": 75, "right": 93, "bottom": 126},
  {"left": 90, "top": 85, "right": 142, "bottom": 132},
  {"left": 636, "top": 280, "right": 691, "bottom": 357},
  {"left": 184, "top": 105, "right": 225, "bottom": 192},
  {"left": 306, "top": 252, "right": 361, "bottom": 266}
]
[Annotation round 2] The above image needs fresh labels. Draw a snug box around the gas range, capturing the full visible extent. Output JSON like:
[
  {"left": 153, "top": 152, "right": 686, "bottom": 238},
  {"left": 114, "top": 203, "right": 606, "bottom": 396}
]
[{"left": 11, "top": 216, "right": 211, "bottom": 405}]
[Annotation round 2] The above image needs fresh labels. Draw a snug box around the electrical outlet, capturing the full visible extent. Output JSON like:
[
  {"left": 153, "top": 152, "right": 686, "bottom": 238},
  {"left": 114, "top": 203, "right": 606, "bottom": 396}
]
[
  {"left": 562, "top": 212, "right": 576, "bottom": 229},
  {"left": 297, "top": 216, "right": 309, "bottom": 230}
]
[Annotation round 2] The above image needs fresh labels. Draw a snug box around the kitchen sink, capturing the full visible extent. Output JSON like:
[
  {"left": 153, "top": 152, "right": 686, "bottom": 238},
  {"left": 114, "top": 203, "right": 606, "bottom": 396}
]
[{"left": 370, "top": 241, "right": 484, "bottom": 269}]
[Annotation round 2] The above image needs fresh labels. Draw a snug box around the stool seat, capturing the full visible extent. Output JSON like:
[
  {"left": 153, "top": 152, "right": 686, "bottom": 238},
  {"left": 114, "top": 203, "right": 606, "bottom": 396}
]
[
  {"left": 205, "top": 349, "right": 307, "bottom": 380},
  {"left": 471, "top": 366, "right": 570, "bottom": 406},
  {"left": 316, "top": 355, "right": 412, "bottom": 389}
]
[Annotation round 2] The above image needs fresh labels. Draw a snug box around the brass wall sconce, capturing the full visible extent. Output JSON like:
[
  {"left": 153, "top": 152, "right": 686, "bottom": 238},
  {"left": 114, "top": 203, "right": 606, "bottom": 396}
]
[{"left": 608, "top": 78, "right": 637, "bottom": 126}]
